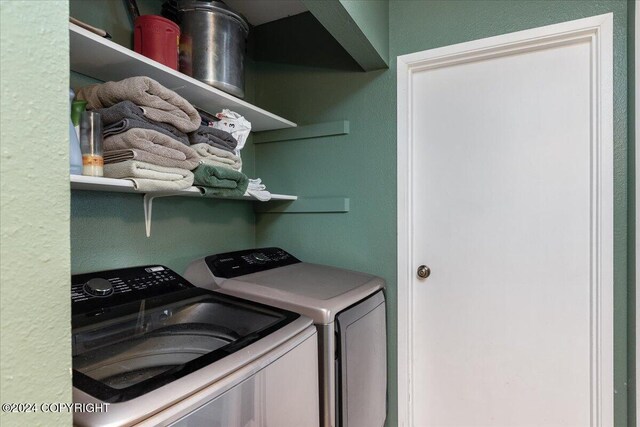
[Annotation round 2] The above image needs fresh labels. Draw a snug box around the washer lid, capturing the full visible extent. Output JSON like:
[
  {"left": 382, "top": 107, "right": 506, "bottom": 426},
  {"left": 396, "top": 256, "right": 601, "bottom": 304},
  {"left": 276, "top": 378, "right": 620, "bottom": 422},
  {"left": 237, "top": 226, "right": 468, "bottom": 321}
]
[
  {"left": 72, "top": 283, "right": 300, "bottom": 403},
  {"left": 217, "top": 263, "right": 385, "bottom": 324}
]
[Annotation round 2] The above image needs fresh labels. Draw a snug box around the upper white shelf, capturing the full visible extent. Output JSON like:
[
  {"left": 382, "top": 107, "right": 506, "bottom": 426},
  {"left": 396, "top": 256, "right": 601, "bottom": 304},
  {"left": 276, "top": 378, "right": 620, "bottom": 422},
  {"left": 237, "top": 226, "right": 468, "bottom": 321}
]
[
  {"left": 70, "top": 175, "right": 298, "bottom": 201},
  {"left": 69, "top": 23, "right": 296, "bottom": 132}
]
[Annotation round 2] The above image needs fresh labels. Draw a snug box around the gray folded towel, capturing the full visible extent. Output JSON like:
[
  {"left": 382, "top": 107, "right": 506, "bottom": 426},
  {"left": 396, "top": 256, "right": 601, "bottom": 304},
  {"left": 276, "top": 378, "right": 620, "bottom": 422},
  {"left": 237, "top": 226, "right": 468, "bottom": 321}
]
[
  {"left": 104, "top": 128, "right": 199, "bottom": 170},
  {"left": 188, "top": 125, "right": 238, "bottom": 152},
  {"left": 95, "top": 101, "right": 189, "bottom": 146},
  {"left": 104, "top": 160, "right": 194, "bottom": 192},
  {"left": 103, "top": 149, "right": 194, "bottom": 168},
  {"left": 190, "top": 143, "right": 242, "bottom": 170},
  {"left": 77, "top": 76, "right": 200, "bottom": 133}
]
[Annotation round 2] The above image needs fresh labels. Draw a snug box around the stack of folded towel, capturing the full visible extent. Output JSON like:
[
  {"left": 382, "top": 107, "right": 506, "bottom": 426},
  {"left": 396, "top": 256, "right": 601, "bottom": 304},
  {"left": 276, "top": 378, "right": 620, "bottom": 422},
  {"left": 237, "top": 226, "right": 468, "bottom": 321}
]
[
  {"left": 189, "top": 126, "right": 238, "bottom": 152},
  {"left": 189, "top": 125, "right": 243, "bottom": 174},
  {"left": 190, "top": 143, "right": 242, "bottom": 171},
  {"left": 189, "top": 118, "right": 260, "bottom": 200},
  {"left": 77, "top": 76, "right": 272, "bottom": 199},
  {"left": 77, "top": 76, "right": 200, "bottom": 133},
  {"left": 96, "top": 100, "right": 190, "bottom": 146},
  {"left": 188, "top": 117, "right": 251, "bottom": 196},
  {"left": 102, "top": 128, "right": 199, "bottom": 191},
  {"left": 77, "top": 76, "right": 201, "bottom": 191}
]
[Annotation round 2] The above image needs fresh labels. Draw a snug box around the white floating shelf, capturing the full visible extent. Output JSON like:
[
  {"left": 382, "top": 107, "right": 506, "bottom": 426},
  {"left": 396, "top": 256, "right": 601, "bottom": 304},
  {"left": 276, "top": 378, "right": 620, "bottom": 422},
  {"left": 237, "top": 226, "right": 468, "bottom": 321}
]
[
  {"left": 69, "top": 23, "right": 296, "bottom": 132},
  {"left": 70, "top": 175, "right": 298, "bottom": 201},
  {"left": 71, "top": 175, "right": 297, "bottom": 237}
]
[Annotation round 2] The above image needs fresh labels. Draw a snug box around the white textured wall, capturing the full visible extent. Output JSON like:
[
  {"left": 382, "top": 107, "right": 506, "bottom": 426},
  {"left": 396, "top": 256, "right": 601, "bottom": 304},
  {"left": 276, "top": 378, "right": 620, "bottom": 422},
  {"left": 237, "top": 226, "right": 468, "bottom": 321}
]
[{"left": 0, "top": 1, "right": 71, "bottom": 426}]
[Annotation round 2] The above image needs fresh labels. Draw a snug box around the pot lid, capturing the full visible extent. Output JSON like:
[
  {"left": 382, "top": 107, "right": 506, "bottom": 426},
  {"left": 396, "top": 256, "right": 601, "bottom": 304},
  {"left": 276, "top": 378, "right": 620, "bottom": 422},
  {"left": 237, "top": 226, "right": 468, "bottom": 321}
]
[{"left": 177, "top": 0, "right": 249, "bottom": 33}]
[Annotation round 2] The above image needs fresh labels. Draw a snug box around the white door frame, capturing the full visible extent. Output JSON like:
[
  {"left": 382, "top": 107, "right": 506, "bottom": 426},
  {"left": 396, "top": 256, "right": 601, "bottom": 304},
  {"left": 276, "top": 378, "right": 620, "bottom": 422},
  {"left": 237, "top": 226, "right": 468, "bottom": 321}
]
[{"left": 397, "top": 14, "right": 614, "bottom": 427}]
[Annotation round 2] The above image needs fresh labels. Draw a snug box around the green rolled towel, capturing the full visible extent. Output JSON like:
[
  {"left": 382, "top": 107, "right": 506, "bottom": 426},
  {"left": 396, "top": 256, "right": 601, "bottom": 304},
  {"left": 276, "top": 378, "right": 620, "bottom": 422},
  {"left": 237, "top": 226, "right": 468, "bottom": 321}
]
[{"left": 193, "top": 164, "right": 249, "bottom": 197}]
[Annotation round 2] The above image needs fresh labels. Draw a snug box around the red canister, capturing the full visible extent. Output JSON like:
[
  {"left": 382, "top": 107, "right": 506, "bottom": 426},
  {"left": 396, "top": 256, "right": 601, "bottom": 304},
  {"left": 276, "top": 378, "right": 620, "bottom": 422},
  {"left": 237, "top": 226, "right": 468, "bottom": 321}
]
[{"left": 134, "top": 15, "right": 180, "bottom": 70}]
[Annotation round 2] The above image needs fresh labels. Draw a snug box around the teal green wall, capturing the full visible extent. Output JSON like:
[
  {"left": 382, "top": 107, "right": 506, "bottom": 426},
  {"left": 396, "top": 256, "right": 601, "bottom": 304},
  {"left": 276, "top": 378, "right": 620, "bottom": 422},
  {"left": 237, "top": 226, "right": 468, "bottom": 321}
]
[
  {"left": 340, "top": 0, "right": 389, "bottom": 62},
  {"left": 69, "top": 0, "right": 259, "bottom": 275},
  {"left": 71, "top": 193, "right": 256, "bottom": 274},
  {"left": 627, "top": 0, "right": 636, "bottom": 425},
  {"left": 0, "top": 1, "right": 72, "bottom": 426},
  {"left": 301, "top": 0, "right": 389, "bottom": 70},
  {"left": 253, "top": 1, "right": 630, "bottom": 425},
  {"left": 12, "top": 2, "right": 627, "bottom": 426}
]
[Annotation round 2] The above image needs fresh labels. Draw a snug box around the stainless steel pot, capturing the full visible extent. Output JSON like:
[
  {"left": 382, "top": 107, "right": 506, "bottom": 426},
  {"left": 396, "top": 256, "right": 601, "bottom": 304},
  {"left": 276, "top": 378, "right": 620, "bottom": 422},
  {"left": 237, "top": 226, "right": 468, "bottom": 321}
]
[{"left": 177, "top": 0, "right": 249, "bottom": 98}]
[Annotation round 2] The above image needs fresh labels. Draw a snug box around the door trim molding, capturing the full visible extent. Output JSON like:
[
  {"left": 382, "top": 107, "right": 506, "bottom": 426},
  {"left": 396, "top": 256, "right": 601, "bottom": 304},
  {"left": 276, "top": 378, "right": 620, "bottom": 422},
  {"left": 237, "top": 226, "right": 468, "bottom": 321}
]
[
  {"left": 635, "top": 1, "right": 639, "bottom": 425},
  {"left": 396, "top": 14, "right": 614, "bottom": 427}
]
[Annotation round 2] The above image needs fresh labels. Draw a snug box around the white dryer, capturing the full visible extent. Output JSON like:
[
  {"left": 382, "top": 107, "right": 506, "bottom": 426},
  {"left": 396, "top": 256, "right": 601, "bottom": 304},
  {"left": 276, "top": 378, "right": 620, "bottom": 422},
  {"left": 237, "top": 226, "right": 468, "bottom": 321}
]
[{"left": 185, "top": 248, "right": 387, "bottom": 427}]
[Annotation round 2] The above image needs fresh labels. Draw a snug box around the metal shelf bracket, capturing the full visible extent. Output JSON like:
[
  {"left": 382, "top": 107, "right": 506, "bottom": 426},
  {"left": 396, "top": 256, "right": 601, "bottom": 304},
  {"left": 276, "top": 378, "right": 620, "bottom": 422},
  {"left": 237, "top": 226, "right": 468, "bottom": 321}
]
[{"left": 143, "top": 192, "right": 184, "bottom": 237}]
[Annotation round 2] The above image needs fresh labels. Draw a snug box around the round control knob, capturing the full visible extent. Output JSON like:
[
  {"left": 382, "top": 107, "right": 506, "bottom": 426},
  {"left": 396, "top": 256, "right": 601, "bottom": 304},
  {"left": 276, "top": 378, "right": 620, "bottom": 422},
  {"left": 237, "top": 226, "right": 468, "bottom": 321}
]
[
  {"left": 251, "top": 253, "right": 270, "bottom": 263},
  {"left": 84, "top": 278, "right": 114, "bottom": 297}
]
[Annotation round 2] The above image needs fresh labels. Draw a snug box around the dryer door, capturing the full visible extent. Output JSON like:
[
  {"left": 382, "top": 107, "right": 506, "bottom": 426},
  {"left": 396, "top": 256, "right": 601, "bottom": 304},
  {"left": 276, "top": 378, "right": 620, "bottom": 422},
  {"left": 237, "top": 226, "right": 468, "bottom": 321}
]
[{"left": 335, "top": 290, "right": 387, "bottom": 427}]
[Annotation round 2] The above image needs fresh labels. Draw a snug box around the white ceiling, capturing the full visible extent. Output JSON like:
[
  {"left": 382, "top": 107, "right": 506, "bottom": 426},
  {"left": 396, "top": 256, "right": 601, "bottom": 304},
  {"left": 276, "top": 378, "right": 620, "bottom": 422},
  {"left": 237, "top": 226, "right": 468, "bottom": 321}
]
[{"left": 223, "top": 0, "right": 308, "bottom": 26}]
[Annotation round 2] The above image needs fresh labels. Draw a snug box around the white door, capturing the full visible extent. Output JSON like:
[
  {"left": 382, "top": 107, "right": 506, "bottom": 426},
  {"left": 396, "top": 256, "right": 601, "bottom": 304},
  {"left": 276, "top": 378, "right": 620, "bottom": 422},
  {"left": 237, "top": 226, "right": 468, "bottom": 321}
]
[{"left": 397, "top": 15, "right": 614, "bottom": 427}]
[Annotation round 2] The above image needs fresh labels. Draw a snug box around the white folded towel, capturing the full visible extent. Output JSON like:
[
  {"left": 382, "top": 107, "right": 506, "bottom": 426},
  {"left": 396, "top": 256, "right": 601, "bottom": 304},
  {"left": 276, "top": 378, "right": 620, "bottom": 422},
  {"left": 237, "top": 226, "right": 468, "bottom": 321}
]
[
  {"left": 104, "top": 160, "right": 194, "bottom": 192},
  {"left": 246, "top": 178, "right": 271, "bottom": 201},
  {"left": 191, "top": 143, "right": 242, "bottom": 171}
]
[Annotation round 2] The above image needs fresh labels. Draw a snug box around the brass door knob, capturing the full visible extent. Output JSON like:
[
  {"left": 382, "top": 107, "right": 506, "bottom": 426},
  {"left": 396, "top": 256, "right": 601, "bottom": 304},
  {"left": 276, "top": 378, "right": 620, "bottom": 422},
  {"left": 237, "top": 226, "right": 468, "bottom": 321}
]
[{"left": 417, "top": 265, "right": 431, "bottom": 279}]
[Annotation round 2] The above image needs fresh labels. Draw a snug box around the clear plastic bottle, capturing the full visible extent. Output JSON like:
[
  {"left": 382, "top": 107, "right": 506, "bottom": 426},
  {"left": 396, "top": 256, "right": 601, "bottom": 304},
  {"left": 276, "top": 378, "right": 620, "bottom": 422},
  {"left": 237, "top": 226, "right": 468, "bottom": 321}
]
[
  {"left": 80, "top": 111, "right": 104, "bottom": 177},
  {"left": 69, "top": 89, "right": 83, "bottom": 175}
]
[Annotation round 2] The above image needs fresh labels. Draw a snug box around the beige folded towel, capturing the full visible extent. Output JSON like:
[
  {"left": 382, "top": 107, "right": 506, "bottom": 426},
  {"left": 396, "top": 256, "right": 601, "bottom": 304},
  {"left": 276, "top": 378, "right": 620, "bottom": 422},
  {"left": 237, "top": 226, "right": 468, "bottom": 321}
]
[
  {"left": 191, "top": 143, "right": 242, "bottom": 171},
  {"left": 104, "top": 160, "right": 194, "bottom": 192},
  {"left": 105, "top": 128, "right": 199, "bottom": 170},
  {"left": 77, "top": 76, "right": 200, "bottom": 133}
]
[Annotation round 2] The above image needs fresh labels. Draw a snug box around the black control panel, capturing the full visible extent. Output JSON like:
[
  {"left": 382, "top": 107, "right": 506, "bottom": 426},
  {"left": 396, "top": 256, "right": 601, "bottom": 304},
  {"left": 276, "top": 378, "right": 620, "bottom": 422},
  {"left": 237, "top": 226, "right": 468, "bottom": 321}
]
[
  {"left": 71, "top": 265, "right": 191, "bottom": 315},
  {"left": 205, "top": 247, "right": 300, "bottom": 279}
]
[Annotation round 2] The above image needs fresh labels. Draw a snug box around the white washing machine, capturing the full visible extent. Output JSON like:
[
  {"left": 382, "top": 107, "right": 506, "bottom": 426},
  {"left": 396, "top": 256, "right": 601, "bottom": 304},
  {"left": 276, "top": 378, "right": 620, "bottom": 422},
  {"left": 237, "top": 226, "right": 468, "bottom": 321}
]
[
  {"left": 185, "top": 248, "right": 387, "bottom": 427},
  {"left": 71, "top": 264, "right": 319, "bottom": 426}
]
